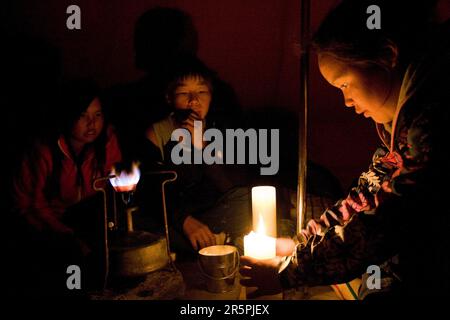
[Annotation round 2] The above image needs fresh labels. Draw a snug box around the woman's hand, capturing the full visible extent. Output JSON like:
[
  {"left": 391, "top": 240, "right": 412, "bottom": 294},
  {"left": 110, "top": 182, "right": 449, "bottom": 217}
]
[
  {"left": 239, "top": 256, "right": 283, "bottom": 298},
  {"left": 182, "top": 215, "right": 216, "bottom": 250},
  {"left": 238, "top": 238, "right": 296, "bottom": 298},
  {"left": 276, "top": 237, "right": 296, "bottom": 256},
  {"left": 344, "top": 189, "right": 374, "bottom": 212},
  {"left": 301, "top": 190, "right": 376, "bottom": 240}
]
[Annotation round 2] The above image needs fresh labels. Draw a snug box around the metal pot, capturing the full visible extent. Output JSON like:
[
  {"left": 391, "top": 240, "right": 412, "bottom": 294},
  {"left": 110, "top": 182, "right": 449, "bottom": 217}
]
[{"left": 109, "top": 207, "right": 169, "bottom": 278}]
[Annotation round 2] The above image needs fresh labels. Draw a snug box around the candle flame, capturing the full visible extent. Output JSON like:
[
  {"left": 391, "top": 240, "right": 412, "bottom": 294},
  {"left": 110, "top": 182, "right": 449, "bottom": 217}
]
[
  {"left": 109, "top": 162, "right": 141, "bottom": 192},
  {"left": 256, "top": 214, "right": 267, "bottom": 235},
  {"left": 251, "top": 186, "right": 276, "bottom": 238}
]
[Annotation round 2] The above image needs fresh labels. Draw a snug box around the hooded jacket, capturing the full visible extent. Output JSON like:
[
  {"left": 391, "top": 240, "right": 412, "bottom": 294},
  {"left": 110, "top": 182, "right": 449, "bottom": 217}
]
[{"left": 279, "top": 22, "right": 450, "bottom": 297}]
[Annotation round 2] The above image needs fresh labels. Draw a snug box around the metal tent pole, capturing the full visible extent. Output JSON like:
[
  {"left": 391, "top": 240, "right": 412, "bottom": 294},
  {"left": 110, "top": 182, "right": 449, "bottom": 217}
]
[{"left": 296, "top": 0, "right": 310, "bottom": 234}]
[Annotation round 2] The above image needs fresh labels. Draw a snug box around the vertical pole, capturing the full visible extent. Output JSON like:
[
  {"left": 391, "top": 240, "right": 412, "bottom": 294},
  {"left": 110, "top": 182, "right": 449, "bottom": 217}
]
[
  {"left": 93, "top": 176, "right": 112, "bottom": 291},
  {"left": 297, "top": 0, "right": 310, "bottom": 234},
  {"left": 161, "top": 171, "right": 178, "bottom": 270}
]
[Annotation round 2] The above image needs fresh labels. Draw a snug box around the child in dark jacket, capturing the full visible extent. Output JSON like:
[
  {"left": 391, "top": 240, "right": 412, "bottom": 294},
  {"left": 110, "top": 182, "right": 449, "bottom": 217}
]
[{"left": 137, "top": 56, "right": 251, "bottom": 257}]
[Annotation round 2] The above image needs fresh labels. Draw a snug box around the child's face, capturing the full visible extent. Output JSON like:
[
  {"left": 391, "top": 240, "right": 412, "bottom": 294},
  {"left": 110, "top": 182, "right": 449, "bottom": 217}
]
[
  {"left": 71, "top": 97, "right": 104, "bottom": 146},
  {"left": 318, "top": 54, "right": 400, "bottom": 124},
  {"left": 172, "top": 75, "right": 211, "bottom": 120}
]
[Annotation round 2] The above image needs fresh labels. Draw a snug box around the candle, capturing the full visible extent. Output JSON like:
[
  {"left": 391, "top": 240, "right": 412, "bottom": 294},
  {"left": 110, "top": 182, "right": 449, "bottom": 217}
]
[
  {"left": 244, "top": 231, "right": 276, "bottom": 260},
  {"left": 251, "top": 186, "right": 276, "bottom": 237},
  {"left": 242, "top": 192, "right": 277, "bottom": 298},
  {"left": 244, "top": 214, "right": 276, "bottom": 260}
]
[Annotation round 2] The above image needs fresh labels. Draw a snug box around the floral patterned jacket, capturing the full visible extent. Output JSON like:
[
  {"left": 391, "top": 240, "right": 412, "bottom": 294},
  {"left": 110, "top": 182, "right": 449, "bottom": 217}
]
[{"left": 280, "top": 23, "right": 450, "bottom": 296}]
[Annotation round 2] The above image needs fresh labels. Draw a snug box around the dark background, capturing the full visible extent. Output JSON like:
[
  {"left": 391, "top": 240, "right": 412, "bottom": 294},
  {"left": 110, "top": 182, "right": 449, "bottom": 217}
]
[{"left": 3, "top": 0, "right": 382, "bottom": 190}]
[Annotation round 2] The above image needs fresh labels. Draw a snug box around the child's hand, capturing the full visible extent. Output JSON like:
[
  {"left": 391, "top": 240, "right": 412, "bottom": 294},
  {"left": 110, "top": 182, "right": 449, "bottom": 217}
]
[
  {"left": 181, "top": 113, "right": 205, "bottom": 149},
  {"left": 182, "top": 215, "right": 216, "bottom": 250}
]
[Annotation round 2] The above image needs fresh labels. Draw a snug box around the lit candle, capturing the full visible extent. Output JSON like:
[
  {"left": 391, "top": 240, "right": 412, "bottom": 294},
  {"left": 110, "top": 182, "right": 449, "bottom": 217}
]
[
  {"left": 251, "top": 186, "right": 276, "bottom": 237},
  {"left": 242, "top": 189, "right": 277, "bottom": 298},
  {"left": 243, "top": 215, "right": 276, "bottom": 260}
]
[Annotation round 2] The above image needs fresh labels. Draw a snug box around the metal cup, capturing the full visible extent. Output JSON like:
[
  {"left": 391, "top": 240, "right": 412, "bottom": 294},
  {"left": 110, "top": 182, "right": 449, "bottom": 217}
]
[{"left": 198, "top": 245, "right": 239, "bottom": 293}]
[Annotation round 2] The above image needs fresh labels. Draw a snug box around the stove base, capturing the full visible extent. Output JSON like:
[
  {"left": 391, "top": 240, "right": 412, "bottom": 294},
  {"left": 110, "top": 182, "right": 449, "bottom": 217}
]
[{"left": 90, "top": 266, "right": 185, "bottom": 300}]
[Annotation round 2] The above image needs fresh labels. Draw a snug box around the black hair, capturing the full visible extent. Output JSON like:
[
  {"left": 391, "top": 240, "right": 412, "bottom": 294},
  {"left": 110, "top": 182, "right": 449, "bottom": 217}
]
[
  {"left": 164, "top": 55, "right": 238, "bottom": 130},
  {"left": 164, "top": 54, "right": 216, "bottom": 125},
  {"left": 165, "top": 55, "right": 214, "bottom": 102},
  {"left": 57, "top": 79, "right": 101, "bottom": 134},
  {"left": 45, "top": 78, "right": 109, "bottom": 199},
  {"left": 313, "top": 0, "right": 438, "bottom": 71}
]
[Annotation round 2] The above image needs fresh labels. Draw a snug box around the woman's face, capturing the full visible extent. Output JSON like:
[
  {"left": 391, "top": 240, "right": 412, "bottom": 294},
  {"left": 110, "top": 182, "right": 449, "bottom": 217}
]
[
  {"left": 318, "top": 54, "right": 400, "bottom": 124},
  {"left": 171, "top": 75, "right": 211, "bottom": 120},
  {"left": 70, "top": 97, "right": 104, "bottom": 147}
]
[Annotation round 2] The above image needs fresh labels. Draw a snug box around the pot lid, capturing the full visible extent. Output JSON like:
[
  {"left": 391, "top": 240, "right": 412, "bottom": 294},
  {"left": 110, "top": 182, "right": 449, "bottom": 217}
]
[{"left": 110, "top": 231, "right": 164, "bottom": 250}]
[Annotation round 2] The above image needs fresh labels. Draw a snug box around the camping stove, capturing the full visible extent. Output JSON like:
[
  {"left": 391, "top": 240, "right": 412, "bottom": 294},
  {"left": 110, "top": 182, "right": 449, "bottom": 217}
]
[{"left": 92, "top": 165, "right": 184, "bottom": 298}]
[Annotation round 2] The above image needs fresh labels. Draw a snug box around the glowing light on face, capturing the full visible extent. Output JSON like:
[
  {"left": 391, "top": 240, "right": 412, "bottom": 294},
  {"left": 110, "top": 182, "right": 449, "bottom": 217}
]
[
  {"left": 172, "top": 76, "right": 211, "bottom": 120},
  {"left": 70, "top": 98, "right": 104, "bottom": 148},
  {"left": 318, "top": 54, "right": 399, "bottom": 124}
]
